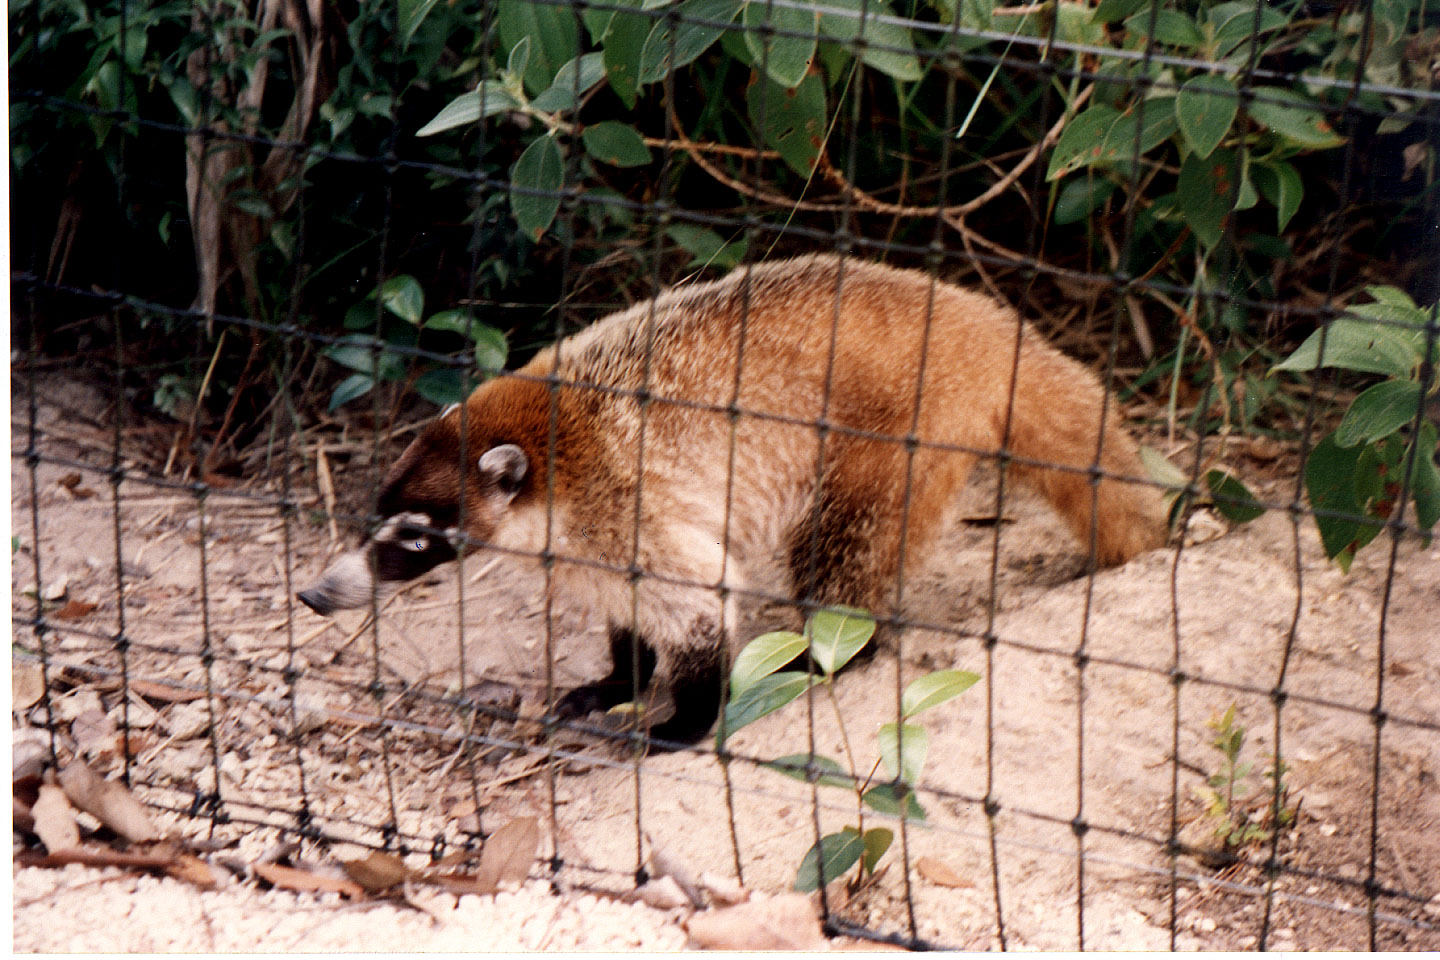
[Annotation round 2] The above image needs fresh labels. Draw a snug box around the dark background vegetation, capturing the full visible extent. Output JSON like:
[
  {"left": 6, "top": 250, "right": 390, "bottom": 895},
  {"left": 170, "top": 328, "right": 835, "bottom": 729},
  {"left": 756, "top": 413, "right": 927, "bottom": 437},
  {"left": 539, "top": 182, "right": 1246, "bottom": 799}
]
[{"left": 10, "top": 0, "right": 1439, "bottom": 504}]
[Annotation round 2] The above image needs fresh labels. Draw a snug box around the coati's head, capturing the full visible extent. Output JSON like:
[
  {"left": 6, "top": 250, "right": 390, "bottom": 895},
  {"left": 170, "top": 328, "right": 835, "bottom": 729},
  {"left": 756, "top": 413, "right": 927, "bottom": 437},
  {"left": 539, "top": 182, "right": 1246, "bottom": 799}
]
[{"left": 296, "top": 401, "right": 535, "bottom": 616}]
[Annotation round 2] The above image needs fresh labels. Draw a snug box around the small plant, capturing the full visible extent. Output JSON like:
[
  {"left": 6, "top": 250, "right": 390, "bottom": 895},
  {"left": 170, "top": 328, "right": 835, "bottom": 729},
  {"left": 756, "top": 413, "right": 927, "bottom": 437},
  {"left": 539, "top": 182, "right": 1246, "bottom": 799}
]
[
  {"left": 1272, "top": 287, "right": 1439, "bottom": 572},
  {"left": 325, "top": 276, "right": 509, "bottom": 412},
  {"left": 1193, "top": 703, "right": 1298, "bottom": 849},
  {"left": 717, "top": 608, "right": 979, "bottom": 892}
]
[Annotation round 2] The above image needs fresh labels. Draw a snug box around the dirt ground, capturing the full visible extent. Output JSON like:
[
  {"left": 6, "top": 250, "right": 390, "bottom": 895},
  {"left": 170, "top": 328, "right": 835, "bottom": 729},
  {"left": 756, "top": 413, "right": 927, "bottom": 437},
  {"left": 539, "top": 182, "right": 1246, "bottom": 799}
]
[{"left": 11, "top": 374, "right": 1440, "bottom": 950}]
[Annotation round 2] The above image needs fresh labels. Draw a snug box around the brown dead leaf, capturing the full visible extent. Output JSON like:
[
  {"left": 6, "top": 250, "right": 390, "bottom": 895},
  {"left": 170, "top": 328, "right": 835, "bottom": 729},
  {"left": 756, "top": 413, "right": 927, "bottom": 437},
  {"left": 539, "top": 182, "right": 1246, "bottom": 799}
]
[
  {"left": 426, "top": 846, "right": 484, "bottom": 872},
  {"left": 165, "top": 853, "right": 222, "bottom": 890},
  {"left": 18, "top": 845, "right": 182, "bottom": 871},
  {"left": 32, "top": 782, "right": 81, "bottom": 853},
  {"left": 14, "top": 796, "right": 37, "bottom": 834},
  {"left": 686, "top": 894, "right": 826, "bottom": 950},
  {"left": 254, "top": 862, "right": 365, "bottom": 899},
  {"left": 341, "top": 851, "right": 413, "bottom": 893},
  {"left": 71, "top": 709, "right": 118, "bottom": 758},
  {"left": 58, "top": 472, "right": 97, "bottom": 499},
  {"left": 57, "top": 759, "right": 161, "bottom": 843},
  {"left": 13, "top": 660, "right": 46, "bottom": 710},
  {"left": 53, "top": 599, "right": 99, "bottom": 620},
  {"left": 915, "top": 855, "right": 972, "bottom": 888},
  {"left": 476, "top": 816, "right": 539, "bottom": 890},
  {"left": 130, "top": 680, "right": 207, "bottom": 703},
  {"left": 429, "top": 871, "right": 499, "bottom": 897}
]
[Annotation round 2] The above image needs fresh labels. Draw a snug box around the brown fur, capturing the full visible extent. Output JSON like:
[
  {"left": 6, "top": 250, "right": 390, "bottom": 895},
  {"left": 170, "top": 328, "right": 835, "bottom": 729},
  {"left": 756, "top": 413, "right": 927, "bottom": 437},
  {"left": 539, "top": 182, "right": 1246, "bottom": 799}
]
[{"left": 304, "top": 255, "right": 1166, "bottom": 744}]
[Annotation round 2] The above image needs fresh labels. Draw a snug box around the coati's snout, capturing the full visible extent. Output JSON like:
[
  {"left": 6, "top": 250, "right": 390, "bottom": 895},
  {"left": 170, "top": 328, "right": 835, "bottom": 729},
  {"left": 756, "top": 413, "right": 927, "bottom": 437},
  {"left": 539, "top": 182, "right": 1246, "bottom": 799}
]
[{"left": 296, "top": 443, "right": 532, "bottom": 616}]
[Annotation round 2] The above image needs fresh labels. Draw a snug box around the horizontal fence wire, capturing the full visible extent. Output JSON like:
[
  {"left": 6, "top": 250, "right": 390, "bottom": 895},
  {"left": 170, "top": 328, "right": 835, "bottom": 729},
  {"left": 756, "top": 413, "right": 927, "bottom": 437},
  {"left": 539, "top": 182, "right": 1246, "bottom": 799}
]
[{"left": 11, "top": 0, "right": 1439, "bottom": 950}]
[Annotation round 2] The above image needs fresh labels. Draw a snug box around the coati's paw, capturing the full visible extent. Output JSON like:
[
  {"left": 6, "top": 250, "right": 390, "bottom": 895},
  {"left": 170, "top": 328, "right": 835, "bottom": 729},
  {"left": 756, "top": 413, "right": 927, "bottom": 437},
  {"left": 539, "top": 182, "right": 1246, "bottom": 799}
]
[{"left": 553, "top": 683, "right": 614, "bottom": 720}]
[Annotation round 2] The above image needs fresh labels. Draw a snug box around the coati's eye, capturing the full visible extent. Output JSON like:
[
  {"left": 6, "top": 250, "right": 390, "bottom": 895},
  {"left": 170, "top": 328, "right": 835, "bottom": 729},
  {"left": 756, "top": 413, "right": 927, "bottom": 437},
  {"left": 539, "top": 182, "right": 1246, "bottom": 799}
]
[{"left": 401, "top": 535, "right": 428, "bottom": 553}]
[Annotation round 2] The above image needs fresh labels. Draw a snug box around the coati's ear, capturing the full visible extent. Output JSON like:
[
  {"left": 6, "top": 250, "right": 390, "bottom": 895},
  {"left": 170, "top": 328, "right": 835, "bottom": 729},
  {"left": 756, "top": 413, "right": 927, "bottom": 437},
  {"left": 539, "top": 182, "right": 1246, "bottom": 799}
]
[{"left": 478, "top": 444, "right": 528, "bottom": 497}]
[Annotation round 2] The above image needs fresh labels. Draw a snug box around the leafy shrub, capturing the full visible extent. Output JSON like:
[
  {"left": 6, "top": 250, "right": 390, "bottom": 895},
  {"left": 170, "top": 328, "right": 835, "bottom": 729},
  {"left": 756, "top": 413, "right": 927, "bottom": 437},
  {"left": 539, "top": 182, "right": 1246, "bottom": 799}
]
[{"left": 1273, "top": 288, "right": 1439, "bottom": 571}]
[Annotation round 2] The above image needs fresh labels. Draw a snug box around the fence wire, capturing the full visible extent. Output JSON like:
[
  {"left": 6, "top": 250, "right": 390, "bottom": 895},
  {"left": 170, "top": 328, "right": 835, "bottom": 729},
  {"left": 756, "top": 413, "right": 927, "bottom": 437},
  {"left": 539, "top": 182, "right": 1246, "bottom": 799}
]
[{"left": 11, "top": 0, "right": 1440, "bottom": 950}]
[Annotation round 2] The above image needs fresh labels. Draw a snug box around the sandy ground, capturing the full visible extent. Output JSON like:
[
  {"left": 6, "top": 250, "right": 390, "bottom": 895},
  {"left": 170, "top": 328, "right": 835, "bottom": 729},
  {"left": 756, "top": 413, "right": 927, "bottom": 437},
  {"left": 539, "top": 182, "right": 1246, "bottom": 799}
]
[{"left": 11, "top": 374, "right": 1440, "bottom": 950}]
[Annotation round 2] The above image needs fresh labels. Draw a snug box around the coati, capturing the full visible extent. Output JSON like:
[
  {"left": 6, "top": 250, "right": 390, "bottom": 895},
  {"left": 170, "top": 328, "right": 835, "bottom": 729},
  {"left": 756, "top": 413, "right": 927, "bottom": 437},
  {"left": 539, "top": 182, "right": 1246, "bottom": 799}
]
[{"left": 298, "top": 255, "right": 1166, "bottom": 745}]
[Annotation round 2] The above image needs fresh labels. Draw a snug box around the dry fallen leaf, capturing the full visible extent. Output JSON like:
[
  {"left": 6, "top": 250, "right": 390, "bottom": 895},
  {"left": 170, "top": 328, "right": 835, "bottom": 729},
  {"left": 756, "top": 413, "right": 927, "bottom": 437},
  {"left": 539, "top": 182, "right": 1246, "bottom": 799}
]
[
  {"left": 342, "top": 851, "right": 413, "bottom": 893},
  {"left": 915, "top": 855, "right": 972, "bottom": 888},
  {"left": 53, "top": 599, "right": 99, "bottom": 620},
  {"left": 254, "top": 862, "right": 365, "bottom": 899},
  {"left": 57, "top": 759, "right": 161, "bottom": 844},
  {"left": 31, "top": 782, "right": 81, "bottom": 854},
  {"left": 647, "top": 833, "right": 703, "bottom": 907},
  {"left": 686, "top": 894, "right": 826, "bottom": 950},
  {"left": 71, "top": 709, "right": 118, "bottom": 758},
  {"left": 130, "top": 680, "right": 208, "bottom": 703},
  {"left": 476, "top": 816, "right": 539, "bottom": 890},
  {"left": 57, "top": 472, "right": 97, "bottom": 498},
  {"left": 12, "top": 661, "right": 46, "bottom": 710},
  {"left": 166, "top": 853, "right": 223, "bottom": 889}
]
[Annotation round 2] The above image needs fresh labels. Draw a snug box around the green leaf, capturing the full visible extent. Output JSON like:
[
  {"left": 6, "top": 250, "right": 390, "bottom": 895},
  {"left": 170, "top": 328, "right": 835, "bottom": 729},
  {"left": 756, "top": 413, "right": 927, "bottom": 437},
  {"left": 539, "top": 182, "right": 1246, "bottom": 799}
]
[
  {"left": 1140, "top": 445, "right": 1189, "bottom": 492},
  {"left": 862, "top": 827, "right": 893, "bottom": 874},
  {"left": 639, "top": 0, "right": 745, "bottom": 84},
  {"left": 721, "top": 671, "right": 817, "bottom": 736},
  {"left": 1305, "top": 431, "right": 1371, "bottom": 570},
  {"left": 743, "top": 0, "right": 818, "bottom": 89},
  {"left": 1204, "top": 469, "right": 1266, "bottom": 523},
  {"left": 414, "top": 367, "right": 467, "bottom": 406},
  {"left": 1364, "top": 286, "right": 1418, "bottom": 310},
  {"left": 1176, "top": 74, "right": 1237, "bottom": 159},
  {"left": 808, "top": 607, "right": 875, "bottom": 676},
  {"left": 379, "top": 275, "right": 424, "bottom": 325},
  {"left": 416, "top": 82, "right": 521, "bottom": 136},
  {"left": 1094, "top": 0, "right": 1145, "bottom": 23},
  {"left": 1248, "top": 87, "right": 1345, "bottom": 149},
  {"left": 762, "top": 753, "right": 854, "bottom": 788},
  {"left": 399, "top": 0, "right": 442, "bottom": 48},
  {"left": 1099, "top": 97, "right": 1179, "bottom": 162},
  {"left": 794, "top": 828, "right": 864, "bottom": 892},
  {"left": 508, "top": 35, "right": 532, "bottom": 80},
  {"left": 1334, "top": 380, "right": 1424, "bottom": 448},
  {"left": 1047, "top": 105, "right": 1121, "bottom": 181},
  {"left": 1124, "top": 8, "right": 1203, "bottom": 47},
  {"left": 510, "top": 135, "right": 565, "bottom": 241},
  {"left": 1176, "top": 147, "right": 1238, "bottom": 248},
  {"left": 582, "top": 120, "right": 653, "bottom": 167},
  {"left": 599, "top": 0, "right": 649, "bottom": 108},
  {"left": 862, "top": 784, "right": 927, "bottom": 822},
  {"left": 531, "top": 53, "right": 608, "bottom": 112},
  {"left": 901, "top": 669, "right": 980, "bottom": 717},
  {"left": 325, "top": 337, "right": 406, "bottom": 380},
  {"left": 665, "top": 224, "right": 748, "bottom": 269},
  {"left": 423, "top": 308, "right": 472, "bottom": 335},
  {"left": 746, "top": 71, "right": 827, "bottom": 176},
  {"left": 1252, "top": 159, "right": 1302, "bottom": 231},
  {"left": 1410, "top": 422, "right": 1440, "bottom": 531},
  {"left": 498, "top": 0, "right": 579, "bottom": 93},
  {"left": 328, "top": 373, "right": 374, "bottom": 412},
  {"left": 1054, "top": 177, "right": 1116, "bottom": 224},
  {"left": 878, "top": 722, "right": 929, "bottom": 783},
  {"left": 730, "top": 630, "right": 808, "bottom": 696},
  {"left": 472, "top": 324, "right": 509, "bottom": 375},
  {"left": 816, "top": 0, "right": 922, "bottom": 81},
  {"left": 1210, "top": 1, "right": 1290, "bottom": 58},
  {"left": 1272, "top": 320, "right": 1421, "bottom": 378}
]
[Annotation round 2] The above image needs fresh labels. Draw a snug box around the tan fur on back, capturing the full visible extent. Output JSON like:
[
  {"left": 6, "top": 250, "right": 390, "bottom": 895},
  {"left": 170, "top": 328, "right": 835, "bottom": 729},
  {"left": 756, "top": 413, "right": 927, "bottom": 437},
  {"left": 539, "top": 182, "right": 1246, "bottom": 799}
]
[{"left": 443, "top": 255, "right": 1165, "bottom": 661}]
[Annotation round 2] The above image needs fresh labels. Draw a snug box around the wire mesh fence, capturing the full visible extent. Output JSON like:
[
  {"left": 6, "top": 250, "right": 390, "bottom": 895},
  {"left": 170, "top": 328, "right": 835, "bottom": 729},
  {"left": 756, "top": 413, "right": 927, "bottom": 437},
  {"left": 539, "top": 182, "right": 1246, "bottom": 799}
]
[{"left": 11, "top": 0, "right": 1440, "bottom": 949}]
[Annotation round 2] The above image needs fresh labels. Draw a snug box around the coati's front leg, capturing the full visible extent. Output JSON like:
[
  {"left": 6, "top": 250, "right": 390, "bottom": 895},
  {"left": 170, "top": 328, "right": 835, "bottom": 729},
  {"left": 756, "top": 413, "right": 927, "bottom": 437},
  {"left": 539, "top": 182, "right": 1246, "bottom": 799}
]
[
  {"left": 553, "top": 621, "right": 726, "bottom": 748},
  {"left": 554, "top": 625, "right": 657, "bottom": 720}
]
